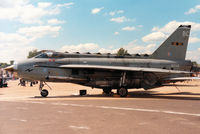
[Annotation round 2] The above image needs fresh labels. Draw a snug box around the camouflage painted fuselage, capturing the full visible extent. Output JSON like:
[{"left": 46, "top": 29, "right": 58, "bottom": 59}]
[{"left": 16, "top": 55, "right": 192, "bottom": 89}]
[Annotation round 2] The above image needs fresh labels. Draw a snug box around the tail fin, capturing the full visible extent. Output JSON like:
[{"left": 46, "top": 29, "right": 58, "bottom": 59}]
[{"left": 151, "top": 25, "right": 191, "bottom": 61}]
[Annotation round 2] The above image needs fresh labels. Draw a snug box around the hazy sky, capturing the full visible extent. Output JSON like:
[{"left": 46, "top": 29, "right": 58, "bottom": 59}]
[{"left": 0, "top": 0, "right": 200, "bottom": 63}]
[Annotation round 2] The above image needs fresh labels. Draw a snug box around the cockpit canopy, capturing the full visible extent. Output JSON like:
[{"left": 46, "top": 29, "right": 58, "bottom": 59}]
[{"left": 34, "top": 52, "right": 65, "bottom": 58}]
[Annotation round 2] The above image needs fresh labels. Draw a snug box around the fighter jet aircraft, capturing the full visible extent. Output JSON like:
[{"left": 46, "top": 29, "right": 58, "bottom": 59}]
[{"left": 5, "top": 25, "right": 197, "bottom": 97}]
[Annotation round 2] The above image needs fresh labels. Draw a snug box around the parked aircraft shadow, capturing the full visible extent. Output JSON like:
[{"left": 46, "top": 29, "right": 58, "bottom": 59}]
[
  {"left": 32, "top": 90, "right": 200, "bottom": 101},
  {"left": 127, "top": 91, "right": 200, "bottom": 100}
]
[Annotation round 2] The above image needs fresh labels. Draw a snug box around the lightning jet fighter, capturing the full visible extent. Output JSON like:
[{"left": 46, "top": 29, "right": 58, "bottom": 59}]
[{"left": 5, "top": 25, "right": 197, "bottom": 97}]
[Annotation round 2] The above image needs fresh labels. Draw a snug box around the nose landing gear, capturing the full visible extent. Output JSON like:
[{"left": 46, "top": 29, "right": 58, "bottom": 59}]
[
  {"left": 40, "top": 89, "right": 49, "bottom": 97},
  {"left": 39, "top": 81, "right": 52, "bottom": 97}
]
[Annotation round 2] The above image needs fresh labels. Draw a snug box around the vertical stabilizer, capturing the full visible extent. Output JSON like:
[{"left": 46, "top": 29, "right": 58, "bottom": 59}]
[{"left": 151, "top": 25, "right": 191, "bottom": 61}]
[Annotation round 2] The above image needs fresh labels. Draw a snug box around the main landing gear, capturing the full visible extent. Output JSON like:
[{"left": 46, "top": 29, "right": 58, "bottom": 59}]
[
  {"left": 102, "top": 72, "right": 129, "bottom": 97},
  {"left": 117, "top": 87, "right": 128, "bottom": 97},
  {"left": 102, "top": 87, "right": 114, "bottom": 96},
  {"left": 103, "top": 87, "right": 112, "bottom": 94},
  {"left": 39, "top": 81, "right": 51, "bottom": 97},
  {"left": 117, "top": 72, "right": 128, "bottom": 97},
  {"left": 102, "top": 87, "right": 128, "bottom": 97}
]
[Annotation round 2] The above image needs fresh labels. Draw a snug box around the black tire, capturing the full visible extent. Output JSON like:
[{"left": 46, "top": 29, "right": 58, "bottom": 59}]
[
  {"left": 80, "top": 90, "right": 87, "bottom": 96},
  {"left": 103, "top": 88, "right": 112, "bottom": 94},
  {"left": 3, "top": 84, "right": 7, "bottom": 87},
  {"left": 117, "top": 89, "right": 120, "bottom": 95},
  {"left": 118, "top": 87, "right": 128, "bottom": 97},
  {"left": 41, "top": 89, "right": 49, "bottom": 97}
]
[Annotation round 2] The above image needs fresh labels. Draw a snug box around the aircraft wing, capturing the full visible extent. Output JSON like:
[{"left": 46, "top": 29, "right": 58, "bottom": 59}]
[
  {"left": 35, "top": 64, "right": 191, "bottom": 74},
  {"left": 56, "top": 64, "right": 190, "bottom": 74}
]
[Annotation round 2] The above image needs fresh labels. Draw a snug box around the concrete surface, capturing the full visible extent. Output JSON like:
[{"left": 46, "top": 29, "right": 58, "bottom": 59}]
[{"left": 0, "top": 80, "right": 200, "bottom": 134}]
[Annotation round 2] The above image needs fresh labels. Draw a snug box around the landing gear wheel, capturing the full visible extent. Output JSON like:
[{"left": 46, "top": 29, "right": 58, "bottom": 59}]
[
  {"left": 41, "top": 89, "right": 49, "bottom": 97},
  {"left": 103, "top": 88, "right": 112, "bottom": 94},
  {"left": 117, "top": 89, "right": 120, "bottom": 95},
  {"left": 118, "top": 87, "right": 128, "bottom": 97}
]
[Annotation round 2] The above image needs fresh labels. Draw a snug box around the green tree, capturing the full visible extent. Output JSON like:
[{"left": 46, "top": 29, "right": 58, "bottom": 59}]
[
  {"left": 27, "top": 49, "right": 39, "bottom": 59},
  {"left": 10, "top": 60, "right": 14, "bottom": 65},
  {"left": 192, "top": 61, "right": 198, "bottom": 67},
  {"left": 0, "top": 63, "right": 9, "bottom": 68},
  {"left": 117, "top": 48, "right": 129, "bottom": 56}
]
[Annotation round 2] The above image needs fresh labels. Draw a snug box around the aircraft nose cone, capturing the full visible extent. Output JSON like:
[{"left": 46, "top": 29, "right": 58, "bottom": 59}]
[{"left": 4, "top": 64, "right": 18, "bottom": 72}]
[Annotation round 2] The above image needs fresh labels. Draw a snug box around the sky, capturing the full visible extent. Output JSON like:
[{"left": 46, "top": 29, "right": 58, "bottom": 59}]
[{"left": 0, "top": 0, "right": 200, "bottom": 63}]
